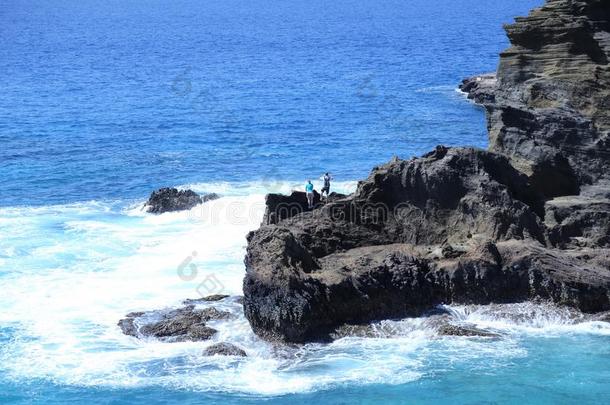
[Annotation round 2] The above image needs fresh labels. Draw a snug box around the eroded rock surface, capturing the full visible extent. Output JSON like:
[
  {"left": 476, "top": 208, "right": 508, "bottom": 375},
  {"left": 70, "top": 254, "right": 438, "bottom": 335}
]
[
  {"left": 243, "top": 148, "right": 610, "bottom": 342},
  {"left": 263, "top": 190, "right": 347, "bottom": 225},
  {"left": 183, "top": 294, "right": 230, "bottom": 304},
  {"left": 464, "top": 0, "right": 610, "bottom": 185},
  {"left": 118, "top": 304, "right": 231, "bottom": 342},
  {"left": 459, "top": 73, "right": 497, "bottom": 105},
  {"left": 145, "top": 187, "right": 219, "bottom": 213}
]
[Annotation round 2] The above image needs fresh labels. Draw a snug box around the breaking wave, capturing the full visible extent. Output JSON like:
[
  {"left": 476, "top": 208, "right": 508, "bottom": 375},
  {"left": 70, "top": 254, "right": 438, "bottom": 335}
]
[{"left": 0, "top": 181, "right": 608, "bottom": 395}]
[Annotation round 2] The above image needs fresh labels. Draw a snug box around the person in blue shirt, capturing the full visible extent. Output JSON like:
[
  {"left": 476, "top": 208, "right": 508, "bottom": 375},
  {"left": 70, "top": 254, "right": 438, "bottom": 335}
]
[{"left": 305, "top": 180, "right": 314, "bottom": 209}]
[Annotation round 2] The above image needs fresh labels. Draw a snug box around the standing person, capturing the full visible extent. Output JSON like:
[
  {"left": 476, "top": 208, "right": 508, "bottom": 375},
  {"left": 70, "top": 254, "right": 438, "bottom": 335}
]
[
  {"left": 305, "top": 180, "right": 314, "bottom": 209},
  {"left": 321, "top": 172, "right": 333, "bottom": 200}
]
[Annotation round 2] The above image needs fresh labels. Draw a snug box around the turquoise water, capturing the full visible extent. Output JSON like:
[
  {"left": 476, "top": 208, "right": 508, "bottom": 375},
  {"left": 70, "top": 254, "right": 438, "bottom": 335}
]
[{"left": 3, "top": 0, "right": 610, "bottom": 403}]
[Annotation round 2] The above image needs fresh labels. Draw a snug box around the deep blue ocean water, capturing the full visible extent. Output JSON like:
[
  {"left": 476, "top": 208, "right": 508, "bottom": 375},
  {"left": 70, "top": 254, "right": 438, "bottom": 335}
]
[
  {"left": 3, "top": 0, "right": 610, "bottom": 404},
  {"left": 3, "top": 0, "right": 540, "bottom": 206}
]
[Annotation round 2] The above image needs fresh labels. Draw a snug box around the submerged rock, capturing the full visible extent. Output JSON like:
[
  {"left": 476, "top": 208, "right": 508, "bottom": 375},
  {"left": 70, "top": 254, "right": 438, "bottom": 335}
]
[
  {"left": 330, "top": 313, "right": 501, "bottom": 340},
  {"left": 203, "top": 342, "right": 247, "bottom": 357},
  {"left": 117, "top": 312, "right": 144, "bottom": 337},
  {"left": 202, "top": 192, "right": 220, "bottom": 202},
  {"left": 436, "top": 323, "right": 500, "bottom": 338},
  {"left": 118, "top": 304, "right": 231, "bottom": 342}
]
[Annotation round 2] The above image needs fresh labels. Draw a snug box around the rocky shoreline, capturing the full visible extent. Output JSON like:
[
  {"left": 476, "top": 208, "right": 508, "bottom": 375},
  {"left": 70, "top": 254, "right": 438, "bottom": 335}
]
[
  {"left": 117, "top": 0, "right": 610, "bottom": 346},
  {"left": 241, "top": 0, "right": 610, "bottom": 343}
]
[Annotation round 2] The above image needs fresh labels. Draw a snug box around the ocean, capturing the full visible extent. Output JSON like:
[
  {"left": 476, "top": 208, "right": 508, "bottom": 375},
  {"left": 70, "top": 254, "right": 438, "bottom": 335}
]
[{"left": 2, "top": 0, "right": 609, "bottom": 403}]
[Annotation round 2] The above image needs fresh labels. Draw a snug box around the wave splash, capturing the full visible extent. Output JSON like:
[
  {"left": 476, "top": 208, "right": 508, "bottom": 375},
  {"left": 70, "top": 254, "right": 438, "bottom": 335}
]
[{"left": 0, "top": 181, "right": 608, "bottom": 394}]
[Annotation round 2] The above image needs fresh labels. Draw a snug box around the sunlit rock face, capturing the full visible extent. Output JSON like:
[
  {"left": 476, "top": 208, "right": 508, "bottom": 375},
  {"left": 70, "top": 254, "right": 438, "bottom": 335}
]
[{"left": 489, "top": 0, "right": 610, "bottom": 184}]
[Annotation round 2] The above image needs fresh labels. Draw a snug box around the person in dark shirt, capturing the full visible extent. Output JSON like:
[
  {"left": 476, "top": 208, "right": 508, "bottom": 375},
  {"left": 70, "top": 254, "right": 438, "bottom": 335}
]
[{"left": 321, "top": 172, "right": 332, "bottom": 200}]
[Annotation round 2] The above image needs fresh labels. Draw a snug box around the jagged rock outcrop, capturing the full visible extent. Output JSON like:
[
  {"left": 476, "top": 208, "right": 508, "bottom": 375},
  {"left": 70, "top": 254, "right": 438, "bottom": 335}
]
[
  {"left": 183, "top": 294, "right": 230, "bottom": 304},
  {"left": 459, "top": 74, "right": 497, "bottom": 105},
  {"left": 243, "top": 0, "right": 610, "bottom": 343},
  {"left": 145, "top": 187, "right": 219, "bottom": 213},
  {"left": 263, "top": 191, "right": 321, "bottom": 225},
  {"left": 118, "top": 304, "right": 231, "bottom": 342},
  {"left": 263, "top": 190, "right": 346, "bottom": 225},
  {"left": 545, "top": 180, "right": 610, "bottom": 247},
  {"left": 203, "top": 342, "right": 247, "bottom": 357},
  {"left": 243, "top": 148, "right": 610, "bottom": 342}
]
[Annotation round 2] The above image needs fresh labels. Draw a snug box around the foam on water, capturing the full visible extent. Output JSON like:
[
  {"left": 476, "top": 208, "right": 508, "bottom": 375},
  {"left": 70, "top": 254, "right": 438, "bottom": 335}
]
[
  {"left": 0, "top": 181, "right": 608, "bottom": 395},
  {"left": 441, "top": 303, "right": 610, "bottom": 337}
]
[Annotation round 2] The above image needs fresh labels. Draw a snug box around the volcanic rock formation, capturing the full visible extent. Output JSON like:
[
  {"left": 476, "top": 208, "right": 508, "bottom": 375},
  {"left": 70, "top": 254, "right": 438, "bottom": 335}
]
[
  {"left": 118, "top": 304, "right": 231, "bottom": 342},
  {"left": 243, "top": 0, "right": 610, "bottom": 343},
  {"left": 145, "top": 187, "right": 219, "bottom": 213}
]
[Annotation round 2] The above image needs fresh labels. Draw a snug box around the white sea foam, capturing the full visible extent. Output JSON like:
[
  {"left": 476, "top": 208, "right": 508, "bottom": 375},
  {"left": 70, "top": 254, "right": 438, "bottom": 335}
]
[
  {"left": 440, "top": 302, "right": 610, "bottom": 337},
  {"left": 414, "top": 84, "right": 458, "bottom": 94},
  {"left": 0, "top": 181, "right": 608, "bottom": 394},
  {"left": 182, "top": 179, "right": 359, "bottom": 197}
]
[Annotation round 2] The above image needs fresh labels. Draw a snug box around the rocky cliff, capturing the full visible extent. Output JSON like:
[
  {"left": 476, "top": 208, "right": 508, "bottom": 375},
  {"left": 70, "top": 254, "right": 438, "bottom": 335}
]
[
  {"left": 465, "top": 0, "right": 610, "bottom": 187},
  {"left": 244, "top": 147, "right": 610, "bottom": 342},
  {"left": 243, "top": 0, "right": 610, "bottom": 343}
]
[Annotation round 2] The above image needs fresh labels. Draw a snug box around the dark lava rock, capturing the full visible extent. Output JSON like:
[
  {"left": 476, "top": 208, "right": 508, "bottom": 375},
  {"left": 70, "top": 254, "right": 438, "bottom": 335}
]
[
  {"left": 545, "top": 190, "right": 610, "bottom": 248},
  {"left": 263, "top": 190, "right": 321, "bottom": 225},
  {"left": 199, "top": 307, "right": 232, "bottom": 322},
  {"left": 243, "top": 148, "right": 610, "bottom": 343},
  {"left": 245, "top": 229, "right": 610, "bottom": 343},
  {"left": 330, "top": 324, "right": 380, "bottom": 339},
  {"left": 203, "top": 342, "right": 247, "bottom": 357},
  {"left": 202, "top": 193, "right": 220, "bottom": 202},
  {"left": 263, "top": 190, "right": 349, "bottom": 225},
  {"left": 183, "top": 294, "right": 230, "bottom": 304},
  {"left": 441, "top": 244, "right": 464, "bottom": 259},
  {"left": 117, "top": 312, "right": 144, "bottom": 337},
  {"left": 459, "top": 73, "right": 497, "bottom": 105},
  {"left": 326, "top": 192, "right": 348, "bottom": 202},
  {"left": 146, "top": 188, "right": 202, "bottom": 213},
  {"left": 118, "top": 305, "right": 231, "bottom": 342},
  {"left": 436, "top": 323, "right": 500, "bottom": 338}
]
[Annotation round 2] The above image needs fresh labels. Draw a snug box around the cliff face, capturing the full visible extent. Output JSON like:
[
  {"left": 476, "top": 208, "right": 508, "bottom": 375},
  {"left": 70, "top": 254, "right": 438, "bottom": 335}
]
[
  {"left": 486, "top": 0, "right": 610, "bottom": 184},
  {"left": 242, "top": 0, "right": 610, "bottom": 343}
]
